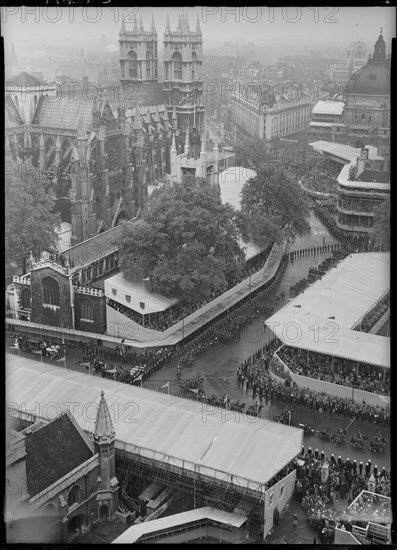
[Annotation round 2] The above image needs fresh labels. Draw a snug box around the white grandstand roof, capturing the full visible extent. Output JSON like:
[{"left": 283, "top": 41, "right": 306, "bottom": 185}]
[
  {"left": 112, "top": 507, "right": 247, "bottom": 543},
  {"left": 309, "top": 141, "right": 383, "bottom": 164},
  {"left": 219, "top": 166, "right": 257, "bottom": 210},
  {"left": 266, "top": 253, "right": 390, "bottom": 368},
  {"left": 312, "top": 101, "right": 344, "bottom": 116},
  {"left": 7, "top": 356, "right": 302, "bottom": 490}
]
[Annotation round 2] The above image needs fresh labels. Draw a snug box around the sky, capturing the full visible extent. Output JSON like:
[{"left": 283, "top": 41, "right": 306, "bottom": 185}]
[{"left": 1, "top": 6, "right": 396, "bottom": 51}]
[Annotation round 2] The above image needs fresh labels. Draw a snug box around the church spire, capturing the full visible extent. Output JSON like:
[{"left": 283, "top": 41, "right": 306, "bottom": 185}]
[
  {"left": 151, "top": 15, "right": 156, "bottom": 33},
  {"left": 133, "top": 15, "right": 138, "bottom": 31},
  {"left": 139, "top": 14, "right": 144, "bottom": 31},
  {"left": 196, "top": 14, "right": 202, "bottom": 34},
  {"left": 165, "top": 13, "right": 171, "bottom": 33},
  {"left": 120, "top": 16, "right": 126, "bottom": 34},
  {"left": 177, "top": 14, "right": 182, "bottom": 32},
  {"left": 94, "top": 390, "right": 115, "bottom": 442},
  {"left": 185, "top": 13, "right": 190, "bottom": 32},
  {"left": 371, "top": 27, "right": 386, "bottom": 63}
]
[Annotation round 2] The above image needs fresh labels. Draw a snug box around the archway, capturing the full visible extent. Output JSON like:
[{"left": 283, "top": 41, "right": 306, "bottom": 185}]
[
  {"left": 99, "top": 504, "right": 109, "bottom": 521},
  {"left": 67, "top": 515, "right": 81, "bottom": 538}
]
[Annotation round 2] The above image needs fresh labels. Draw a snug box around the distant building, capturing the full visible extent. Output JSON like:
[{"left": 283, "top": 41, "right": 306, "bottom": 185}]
[
  {"left": 308, "top": 100, "right": 345, "bottom": 140},
  {"left": 231, "top": 83, "right": 311, "bottom": 141},
  {"left": 6, "top": 391, "right": 119, "bottom": 543}
]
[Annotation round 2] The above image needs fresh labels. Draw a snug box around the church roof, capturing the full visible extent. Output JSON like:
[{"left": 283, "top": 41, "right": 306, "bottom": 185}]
[
  {"left": 5, "top": 96, "right": 24, "bottom": 128},
  {"left": 345, "top": 31, "right": 390, "bottom": 95},
  {"left": 24, "top": 411, "right": 94, "bottom": 497},
  {"left": 6, "top": 71, "right": 47, "bottom": 87},
  {"left": 32, "top": 94, "right": 94, "bottom": 131}
]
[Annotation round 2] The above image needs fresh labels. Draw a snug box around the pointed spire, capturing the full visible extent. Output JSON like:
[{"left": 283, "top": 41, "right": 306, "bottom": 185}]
[
  {"left": 200, "top": 132, "right": 206, "bottom": 156},
  {"left": 185, "top": 14, "right": 190, "bottom": 32},
  {"left": 94, "top": 390, "right": 115, "bottom": 441},
  {"left": 165, "top": 13, "right": 171, "bottom": 33},
  {"left": 23, "top": 128, "right": 32, "bottom": 149},
  {"left": 120, "top": 16, "right": 126, "bottom": 34},
  {"left": 196, "top": 14, "right": 202, "bottom": 34},
  {"left": 184, "top": 128, "right": 190, "bottom": 155},
  {"left": 133, "top": 16, "right": 138, "bottom": 31},
  {"left": 139, "top": 14, "right": 144, "bottom": 31},
  {"left": 177, "top": 14, "right": 182, "bottom": 32},
  {"left": 77, "top": 117, "right": 87, "bottom": 140},
  {"left": 39, "top": 133, "right": 45, "bottom": 149},
  {"left": 171, "top": 132, "right": 177, "bottom": 152},
  {"left": 132, "top": 107, "right": 143, "bottom": 131},
  {"left": 151, "top": 15, "right": 156, "bottom": 33}
]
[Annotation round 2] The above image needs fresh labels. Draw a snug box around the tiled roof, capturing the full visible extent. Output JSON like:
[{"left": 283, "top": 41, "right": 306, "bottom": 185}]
[
  {"left": 5, "top": 96, "right": 24, "bottom": 128},
  {"left": 25, "top": 412, "right": 93, "bottom": 497},
  {"left": 7, "top": 71, "right": 47, "bottom": 87},
  {"left": 32, "top": 95, "right": 94, "bottom": 131}
]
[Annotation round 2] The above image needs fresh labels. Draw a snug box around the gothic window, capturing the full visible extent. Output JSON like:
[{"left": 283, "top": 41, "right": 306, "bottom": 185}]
[
  {"left": 21, "top": 288, "right": 31, "bottom": 310},
  {"left": 147, "top": 51, "right": 153, "bottom": 79},
  {"left": 172, "top": 51, "right": 182, "bottom": 80},
  {"left": 80, "top": 299, "right": 94, "bottom": 321},
  {"left": 42, "top": 277, "right": 60, "bottom": 306},
  {"left": 192, "top": 51, "right": 197, "bottom": 80},
  {"left": 128, "top": 50, "right": 137, "bottom": 79},
  {"left": 67, "top": 485, "right": 80, "bottom": 507}
]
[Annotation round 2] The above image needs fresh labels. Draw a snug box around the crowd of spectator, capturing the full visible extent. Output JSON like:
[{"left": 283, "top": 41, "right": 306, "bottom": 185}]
[
  {"left": 276, "top": 345, "right": 390, "bottom": 396},
  {"left": 300, "top": 158, "right": 340, "bottom": 195},
  {"left": 235, "top": 347, "right": 390, "bottom": 424},
  {"left": 106, "top": 246, "right": 273, "bottom": 333},
  {"left": 338, "top": 199, "right": 376, "bottom": 214},
  {"left": 353, "top": 293, "right": 390, "bottom": 333}
]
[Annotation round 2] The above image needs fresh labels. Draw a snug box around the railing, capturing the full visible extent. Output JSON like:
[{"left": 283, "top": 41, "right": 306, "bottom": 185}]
[
  {"left": 31, "top": 259, "right": 68, "bottom": 275},
  {"left": 13, "top": 276, "right": 31, "bottom": 285},
  {"left": 73, "top": 285, "right": 104, "bottom": 297}
]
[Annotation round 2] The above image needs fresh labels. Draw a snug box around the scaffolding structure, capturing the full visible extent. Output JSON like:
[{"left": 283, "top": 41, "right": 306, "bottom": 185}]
[{"left": 115, "top": 446, "right": 265, "bottom": 522}]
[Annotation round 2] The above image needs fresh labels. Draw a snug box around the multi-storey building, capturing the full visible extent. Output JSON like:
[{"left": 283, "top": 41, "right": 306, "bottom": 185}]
[{"left": 231, "top": 83, "right": 312, "bottom": 141}]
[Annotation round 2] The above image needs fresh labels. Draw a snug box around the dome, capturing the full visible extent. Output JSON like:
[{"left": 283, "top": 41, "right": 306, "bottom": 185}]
[{"left": 345, "top": 30, "right": 390, "bottom": 95}]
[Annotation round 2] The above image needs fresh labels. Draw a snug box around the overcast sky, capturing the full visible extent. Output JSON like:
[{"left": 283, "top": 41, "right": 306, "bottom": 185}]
[{"left": 2, "top": 6, "right": 396, "bottom": 50}]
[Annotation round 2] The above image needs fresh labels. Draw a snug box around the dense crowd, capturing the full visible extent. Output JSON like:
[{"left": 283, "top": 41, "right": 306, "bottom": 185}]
[
  {"left": 353, "top": 293, "right": 390, "bottom": 333},
  {"left": 300, "top": 159, "right": 340, "bottom": 195},
  {"left": 295, "top": 448, "right": 391, "bottom": 539},
  {"left": 339, "top": 199, "right": 375, "bottom": 213},
  {"left": 107, "top": 246, "right": 273, "bottom": 332},
  {"left": 277, "top": 345, "right": 390, "bottom": 396},
  {"left": 235, "top": 348, "right": 390, "bottom": 424}
]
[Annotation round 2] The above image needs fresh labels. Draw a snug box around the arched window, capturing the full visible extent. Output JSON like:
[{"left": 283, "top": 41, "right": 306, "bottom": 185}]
[
  {"left": 80, "top": 299, "right": 94, "bottom": 321},
  {"left": 192, "top": 51, "right": 197, "bottom": 80},
  {"left": 21, "top": 288, "right": 31, "bottom": 310},
  {"left": 42, "top": 277, "right": 60, "bottom": 306},
  {"left": 128, "top": 50, "right": 137, "bottom": 79},
  {"left": 68, "top": 485, "right": 80, "bottom": 507},
  {"left": 146, "top": 51, "right": 153, "bottom": 79},
  {"left": 172, "top": 51, "right": 182, "bottom": 80}
]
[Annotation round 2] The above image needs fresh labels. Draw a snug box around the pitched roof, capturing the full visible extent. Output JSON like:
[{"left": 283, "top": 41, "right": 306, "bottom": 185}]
[
  {"left": 63, "top": 219, "right": 137, "bottom": 268},
  {"left": 5, "top": 96, "right": 24, "bottom": 128},
  {"left": 7, "top": 71, "right": 47, "bottom": 87},
  {"left": 24, "top": 411, "right": 94, "bottom": 497},
  {"left": 32, "top": 94, "right": 94, "bottom": 131}
]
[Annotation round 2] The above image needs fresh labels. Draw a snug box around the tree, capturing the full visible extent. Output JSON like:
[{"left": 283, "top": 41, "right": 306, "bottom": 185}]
[
  {"left": 117, "top": 177, "right": 246, "bottom": 303},
  {"left": 370, "top": 197, "right": 390, "bottom": 251},
  {"left": 5, "top": 164, "right": 62, "bottom": 274},
  {"left": 240, "top": 166, "right": 310, "bottom": 247}
]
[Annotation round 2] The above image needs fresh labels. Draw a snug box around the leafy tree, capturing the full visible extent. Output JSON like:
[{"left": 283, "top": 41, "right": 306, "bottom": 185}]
[
  {"left": 117, "top": 177, "right": 246, "bottom": 302},
  {"left": 370, "top": 197, "right": 390, "bottom": 251},
  {"left": 240, "top": 166, "right": 310, "bottom": 247},
  {"left": 5, "top": 163, "right": 62, "bottom": 274}
]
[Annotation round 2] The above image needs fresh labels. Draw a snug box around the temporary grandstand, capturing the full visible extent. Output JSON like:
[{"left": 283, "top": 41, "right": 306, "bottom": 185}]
[
  {"left": 7, "top": 355, "right": 303, "bottom": 539},
  {"left": 266, "top": 252, "right": 390, "bottom": 405}
]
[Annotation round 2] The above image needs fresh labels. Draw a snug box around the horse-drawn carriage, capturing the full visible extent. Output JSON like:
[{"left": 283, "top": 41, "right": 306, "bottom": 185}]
[
  {"left": 370, "top": 433, "right": 388, "bottom": 454},
  {"left": 319, "top": 426, "right": 346, "bottom": 445},
  {"left": 350, "top": 432, "right": 368, "bottom": 450}
]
